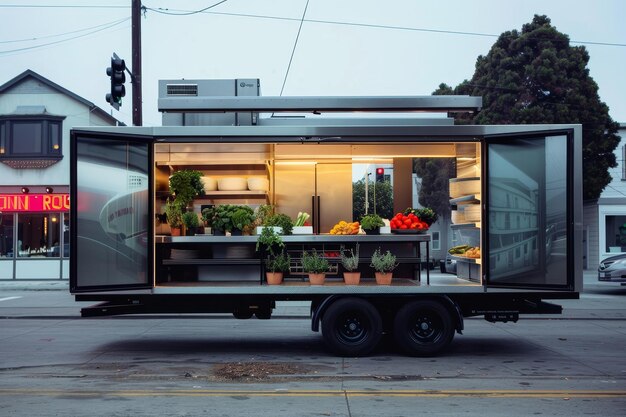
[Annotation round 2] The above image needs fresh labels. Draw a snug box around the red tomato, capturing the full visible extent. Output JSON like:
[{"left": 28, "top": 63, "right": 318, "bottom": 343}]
[
  {"left": 395, "top": 213, "right": 403, "bottom": 220},
  {"left": 411, "top": 222, "right": 418, "bottom": 229},
  {"left": 400, "top": 224, "right": 408, "bottom": 229},
  {"left": 403, "top": 218, "right": 412, "bottom": 226}
]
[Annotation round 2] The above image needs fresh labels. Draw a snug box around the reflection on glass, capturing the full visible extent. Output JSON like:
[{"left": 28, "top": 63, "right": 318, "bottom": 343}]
[
  {"left": 604, "top": 215, "right": 626, "bottom": 253},
  {"left": 75, "top": 137, "right": 149, "bottom": 287},
  {"left": 0, "top": 213, "right": 14, "bottom": 258},
  {"left": 17, "top": 213, "right": 61, "bottom": 258},
  {"left": 488, "top": 136, "right": 567, "bottom": 286},
  {"left": 352, "top": 163, "right": 394, "bottom": 220}
]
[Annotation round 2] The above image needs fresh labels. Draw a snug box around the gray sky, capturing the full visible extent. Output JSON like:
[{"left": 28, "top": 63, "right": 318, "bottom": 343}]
[{"left": 0, "top": 0, "right": 624, "bottom": 127}]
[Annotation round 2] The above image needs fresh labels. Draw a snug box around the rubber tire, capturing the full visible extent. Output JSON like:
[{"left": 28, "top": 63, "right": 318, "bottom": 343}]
[
  {"left": 393, "top": 300, "right": 455, "bottom": 357},
  {"left": 321, "top": 298, "right": 383, "bottom": 357},
  {"left": 232, "top": 310, "right": 253, "bottom": 319}
]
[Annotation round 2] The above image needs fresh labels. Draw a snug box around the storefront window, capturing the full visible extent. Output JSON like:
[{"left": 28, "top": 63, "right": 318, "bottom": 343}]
[
  {"left": 0, "top": 213, "right": 14, "bottom": 258},
  {"left": 17, "top": 213, "right": 61, "bottom": 258},
  {"left": 605, "top": 215, "right": 626, "bottom": 253}
]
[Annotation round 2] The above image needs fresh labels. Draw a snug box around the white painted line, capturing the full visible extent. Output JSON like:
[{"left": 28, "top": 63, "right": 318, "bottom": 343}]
[{"left": 0, "top": 296, "right": 22, "bottom": 302}]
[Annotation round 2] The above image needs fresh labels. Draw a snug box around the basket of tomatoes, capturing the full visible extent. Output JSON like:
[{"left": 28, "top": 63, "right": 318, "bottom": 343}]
[{"left": 390, "top": 212, "right": 429, "bottom": 233}]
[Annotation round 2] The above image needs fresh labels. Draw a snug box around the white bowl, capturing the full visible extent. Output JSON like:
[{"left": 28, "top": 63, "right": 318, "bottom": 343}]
[
  {"left": 201, "top": 176, "right": 217, "bottom": 192},
  {"left": 247, "top": 177, "right": 269, "bottom": 192},
  {"left": 217, "top": 177, "right": 247, "bottom": 191}
]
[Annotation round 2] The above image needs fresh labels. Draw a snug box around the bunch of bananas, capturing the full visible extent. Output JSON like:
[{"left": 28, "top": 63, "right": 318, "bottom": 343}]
[{"left": 329, "top": 221, "right": 360, "bottom": 235}]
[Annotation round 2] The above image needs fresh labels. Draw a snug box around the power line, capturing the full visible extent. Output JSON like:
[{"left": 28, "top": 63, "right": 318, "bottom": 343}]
[
  {"left": 0, "top": 4, "right": 129, "bottom": 8},
  {"left": 143, "top": 0, "right": 228, "bottom": 16},
  {"left": 0, "top": 17, "right": 130, "bottom": 55},
  {"left": 0, "top": 17, "right": 131, "bottom": 44},
  {"left": 280, "top": 0, "right": 309, "bottom": 97}
]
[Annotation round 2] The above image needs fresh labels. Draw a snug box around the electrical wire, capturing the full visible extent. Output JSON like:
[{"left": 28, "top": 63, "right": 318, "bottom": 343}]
[
  {"left": 0, "top": 17, "right": 130, "bottom": 55},
  {"left": 0, "top": 17, "right": 131, "bottom": 44},
  {"left": 279, "top": 0, "right": 309, "bottom": 97},
  {"left": 143, "top": 0, "right": 228, "bottom": 16}
]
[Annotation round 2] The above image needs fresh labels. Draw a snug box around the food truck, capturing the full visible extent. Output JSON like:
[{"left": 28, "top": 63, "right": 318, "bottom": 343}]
[{"left": 70, "top": 81, "right": 582, "bottom": 356}]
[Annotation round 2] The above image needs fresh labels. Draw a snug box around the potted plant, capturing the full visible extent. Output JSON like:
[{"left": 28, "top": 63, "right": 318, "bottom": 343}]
[
  {"left": 169, "top": 169, "right": 205, "bottom": 207},
  {"left": 405, "top": 207, "right": 438, "bottom": 227},
  {"left": 182, "top": 211, "right": 200, "bottom": 236},
  {"left": 210, "top": 204, "right": 237, "bottom": 235},
  {"left": 301, "top": 249, "right": 330, "bottom": 285},
  {"left": 164, "top": 199, "right": 184, "bottom": 236},
  {"left": 340, "top": 243, "right": 360, "bottom": 285},
  {"left": 265, "top": 251, "right": 291, "bottom": 285},
  {"left": 370, "top": 248, "right": 398, "bottom": 285},
  {"left": 230, "top": 205, "right": 255, "bottom": 235},
  {"left": 264, "top": 213, "right": 294, "bottom": 235},
  {"left": 256, "top": 227, "right": 287, "bottom": 285},
  {"left": 360, "top": 214, "right": 385, "bottom": 235},
  {"left": 201, "top": 207, "right": 214, "bottom": 234}
]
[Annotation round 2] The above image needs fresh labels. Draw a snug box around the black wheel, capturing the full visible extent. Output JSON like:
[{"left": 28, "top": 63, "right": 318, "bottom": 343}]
[
  {"left": 393, "top": 300, "right": 455, "bottom": 356},
  {"left": 321, "top": 298, "right": 383, "bottom": 356},
  {"left": 232, "top": 310, "right": 253, "bottom": 319}
]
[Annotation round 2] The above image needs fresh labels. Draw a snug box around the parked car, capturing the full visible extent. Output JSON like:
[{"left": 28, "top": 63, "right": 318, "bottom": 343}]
[{"left": 598, "top": 253, "right": 626, "bottom": 284}]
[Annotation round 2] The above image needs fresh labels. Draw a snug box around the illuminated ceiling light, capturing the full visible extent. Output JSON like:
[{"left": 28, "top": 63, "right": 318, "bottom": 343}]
[
  {"left": 53, "top": 144, "right": 60, "bottom": 150},
  {"left": 46, "top": 187, "right": 54, "bottom": 194},
  {"left": 21, "top": 187, "right": 29, "bottom": 194}
]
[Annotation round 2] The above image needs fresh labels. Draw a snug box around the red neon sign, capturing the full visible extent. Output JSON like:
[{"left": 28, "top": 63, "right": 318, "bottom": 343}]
[{"left": 0, "top": 194, "right": 70, "bottom": 212}]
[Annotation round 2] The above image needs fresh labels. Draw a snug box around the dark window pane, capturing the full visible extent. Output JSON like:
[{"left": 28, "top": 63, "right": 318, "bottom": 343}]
[
  {"left": 17, "top": 213, "right": 61, "bottom": 257},
  {"left": 12, "top": 122, "right": 43, "bottom": 154},
  {"left": 0, "top": 213, "right": 14, "bottom": 258},
  {"left": 49, "top": 122, "right": 61, "bottom": 154}
]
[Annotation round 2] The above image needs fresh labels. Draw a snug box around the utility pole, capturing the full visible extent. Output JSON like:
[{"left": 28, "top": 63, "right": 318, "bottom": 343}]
[{"left": 131, "top": 0, "right": 142, "bottom": 126}]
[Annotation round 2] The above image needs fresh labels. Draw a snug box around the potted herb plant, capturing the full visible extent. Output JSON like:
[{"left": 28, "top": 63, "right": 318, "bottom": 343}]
[
  {"left": 169, "top": 169, "right": 205, "bottom": 207},
  {"left": 210, "top": 204, "right": 237, "bottom": 235},
  {"left": 201, "top": 207, "right": 214, "bottom": 234},
  {"left": 265, "top": 251, "right": 291, "bottom": 285},
  {"left": 370, "top": 248, "right": 398, "bottom": 285},
  {"left": 340, "top": 243, "right": 360, "bottom": 285},
  {"left": 182, "top": 211, "right": 200, "bottom": 236},
  {"left": 301, "top": 249, "right": 330, "bottom": 285},
  {"left": 230, "top": 205, "right": 255, "bottom": 235},
  {"left": 164, "top": 199, "right": 184, "bottom": 236},
  {"left": 264, "top": 213, "right": 294, "bottom": 235},
  {"left": 360, "top": 214, "right": 385, "bottom": 235},
  {"left": 256, "top": 227, "right": 287, "bottom": 285}
]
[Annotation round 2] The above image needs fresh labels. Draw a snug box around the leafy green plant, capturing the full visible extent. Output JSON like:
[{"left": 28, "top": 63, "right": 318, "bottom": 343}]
[
  {"left": 301, "top": 250, "right": 330, "bottom": 274},
  {"left": 340, "top": 243, "right": 360, "bottom": 272},
  {"left": 266, "top": 251, "right": 291, "bottom": 273},
  {"left": 211, "top": 204, "right": 238, "bottom": 233},
  {"left": 164, "top": 199, "right": 184, "bottom": 228},
  {"left": 182, "top": 211, "right": 199, "bottom": 228},
  {"left": 201, "top": 207, "right": 214, "bottom": 227},
  {"left": 404, "top": 207, "right": 438, "bottom": 226},
  {"left": 253, "top": 204, "right": 274, "bottom": 227},
  {"left": 169, "top": 170, "right": 205, "bottom": 206},
  {"left": 230, "top": 206, "right": 255, "bottom": 231},
  {"left": 255, "top": 226, "right": 285, "bottom": 255},
  {"left": 360, "top": 214, "right": 384, "bottom": 230},
  {"left": 264, "top": 213, "right": 294, "bottom": 235},
  {"left": 370, "top": 248, "right": 398, "bottom": 273}
]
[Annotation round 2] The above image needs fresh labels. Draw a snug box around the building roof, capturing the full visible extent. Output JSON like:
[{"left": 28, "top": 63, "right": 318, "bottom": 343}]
[{"left": 0, "top": 69, "right": 122, "bottom": 126}]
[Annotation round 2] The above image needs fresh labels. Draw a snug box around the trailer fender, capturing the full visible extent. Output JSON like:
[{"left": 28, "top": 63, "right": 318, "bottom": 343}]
[
  {"left": 443, "top": 295, "right": 464, "bottom": 335},
  {"left": 311, "top": 295, "right": 342, "bottom": 332}
]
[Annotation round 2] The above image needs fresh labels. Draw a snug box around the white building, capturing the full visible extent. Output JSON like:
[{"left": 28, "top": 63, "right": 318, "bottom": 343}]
[
  {"left": 0, "top": 70, "right": 120, "bottom": 280},
  {"left": 584, "top": 123, "right": 626, "bottom": 269}
]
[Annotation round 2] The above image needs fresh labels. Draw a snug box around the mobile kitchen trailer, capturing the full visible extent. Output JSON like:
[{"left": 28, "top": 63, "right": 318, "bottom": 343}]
[{"left": 70, "top": 92, "right": 582, "bottom": 356}]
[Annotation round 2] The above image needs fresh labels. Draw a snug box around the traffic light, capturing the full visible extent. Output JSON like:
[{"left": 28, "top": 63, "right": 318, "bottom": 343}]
[
  {"left": 376, "top": 167, "right": 385, "bottom": 182},
  {"left": 106, "top": 54, "right": 126, "bottom": 110}
]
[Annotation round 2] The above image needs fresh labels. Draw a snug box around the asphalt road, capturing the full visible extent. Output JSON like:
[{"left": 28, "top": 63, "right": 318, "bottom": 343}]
[{"left": 0, "top": 272, "right": 624, "bottom": 416}]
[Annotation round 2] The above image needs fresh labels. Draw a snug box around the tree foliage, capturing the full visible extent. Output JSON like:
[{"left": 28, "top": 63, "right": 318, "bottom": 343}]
[
  {"left": 434, "top": 15, "right": 620, "bottom": 200},
  {"left": 413, "top": 158, "right": 455, "bottom": 221},
  {"left": 352, "top": 179, "right": 394, "bottom": 220}
]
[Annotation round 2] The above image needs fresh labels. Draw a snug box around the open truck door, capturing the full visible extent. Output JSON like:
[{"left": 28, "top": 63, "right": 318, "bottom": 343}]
[
  {"left": 70, "top": 130, "right": 153, "bottom": 293},
  {"left": 483, "top": 128, "right": 582, "bottom": 292}
]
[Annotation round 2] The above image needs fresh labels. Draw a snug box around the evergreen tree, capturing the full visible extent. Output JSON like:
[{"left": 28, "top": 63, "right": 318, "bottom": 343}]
[
  {"left": 434, "top": 15, "right": 620, "bottom": 200},
  {"left": 352, "top": 179, "right": 394, "bottom": 220}
]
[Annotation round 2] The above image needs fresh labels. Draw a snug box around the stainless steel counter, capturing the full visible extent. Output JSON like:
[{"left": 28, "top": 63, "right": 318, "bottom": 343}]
[{"left": 156, "top": 233, "right": 431, "bottom": 244}]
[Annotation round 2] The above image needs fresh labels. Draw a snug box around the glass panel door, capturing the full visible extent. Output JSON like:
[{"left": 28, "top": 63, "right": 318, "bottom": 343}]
[
  {"left": 486, "top": 135, "right": 570, "bottom": 289},
  {"left": 70, "top": 133, "right": 152, "bottom": 292}
]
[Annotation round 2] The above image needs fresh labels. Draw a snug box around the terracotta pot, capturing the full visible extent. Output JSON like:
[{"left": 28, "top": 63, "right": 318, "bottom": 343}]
[
  {"left": 343, "top": 271, "right": 361, "bottom": 285},
  {"left": 308, "top": 273, "right": 326, "bottom": 285},
  {"left": 266, "top": 272, "right": 283, "bottom": 285},
  {"left": 375, "top": 272, "right": 393, "bottom": 285},
  {"left": 170, "top": 227, "right": 181, "bottom": 236}
]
